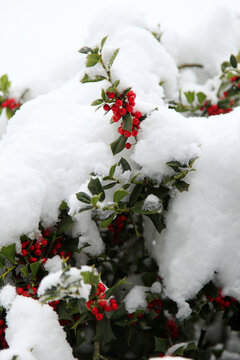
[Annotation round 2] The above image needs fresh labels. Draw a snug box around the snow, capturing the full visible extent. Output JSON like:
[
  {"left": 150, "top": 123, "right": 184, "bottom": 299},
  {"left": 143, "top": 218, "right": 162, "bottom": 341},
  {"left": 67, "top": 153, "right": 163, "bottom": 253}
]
[
  {"left": 124, "top": 285, "right": 148, "bottom": 313},
  {"left": 0, "top": 0, "right": 240, "bottom": 323},
  {"left": 0, "top": 286, "right": 74, "bottom": 360},
  {"left": 38, "top": 265, "right": 92, "bottom": 302}
]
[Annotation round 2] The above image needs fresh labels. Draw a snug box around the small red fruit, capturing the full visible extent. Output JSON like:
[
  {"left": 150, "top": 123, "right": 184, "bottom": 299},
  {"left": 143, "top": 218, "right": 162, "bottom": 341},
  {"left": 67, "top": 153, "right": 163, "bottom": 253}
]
[
  {"left": 111, "top": 303, "right": 118, "bottom": 311},
  {"left": 115, "top": 99, "right": 123, "bottom": 107},
  {"left": 124, "top": 131, "right": 131, "bottom": 138},
  {"left": 119, "top": 108, "right": 126, "bottom": 116},
  {"left": 103, "top": 104, "right": 110, "bottom": 111},
  {"left": 91, "top": 307, "right": 99, "bottom": 315},
  {"left": 21, "top": 249, "right": 28, "bottom": 257},
  {"left": 135, "top": 111, "right": 142, "bottom": 119},
  {"left": 35, "top": 249, "right": 41, "bottom": 257},
  {"left": 132, "top": 130, "right": 138, "bottom": 137},
  {"left": 125, "top": 143, "right": 131, "bottom": 149},
  {"left": 96, "top": 313, "right": 104, "bottom": 321},
  {"left": 107, "top": 92, "right": 115, "bottom": 99},
  {"left": 97, "top": 283, "right": 106, "bottom": 293},
  {"left": 104, "top": 304, "right": 112, "bottom": 312}
]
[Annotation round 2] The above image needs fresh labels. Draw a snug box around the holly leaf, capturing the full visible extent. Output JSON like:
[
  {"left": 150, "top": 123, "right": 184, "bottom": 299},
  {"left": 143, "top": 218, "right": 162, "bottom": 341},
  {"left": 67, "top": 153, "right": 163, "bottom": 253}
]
[
  {"left": 110, "top": 135, "right": 127, "bottom": 155},
  {"left": 154, "top": 337, "right": 168, "bottom": 353},
  {"left": 230, "top": 54, "right": 237, "bottom": 68},
  {"left": 30, "top": 261, "right": 40, "bottom": 280},
  {"left": 76, "top": 192, "right": 91, "bottom": 204},
  {"left": 122, "top": 113, "right": 133, "bottom": 132},
  {"left": 1, "top": 244, "right": 16, "bottom": 264},
  {"left": 57, "top": 215, "right": 74, "bottom": 235},
  {"left": 0, "top": 74, "right": 11, "bottom": 93},
  {"left": 109, "top": 163, "right": 118, "bottom": 178},
  {"left": 78, "top": 46, "right": 93, "bottom": 54},
  {"left": 184, "top": 91, "right": 195, "bottom": 104},
  {"left": 108, "top": 49, "right": 119, "bottom": 69},
  {"left": 197, "top": 92, "right": 206, "bottom": 104},
  {"left": 174, "top": 180, "right": 189, "bottom": 192},
  {"left": 86, "top": 54, "right": 100, "bottom": 67},
  {"left": 81, "top": 74, "right": 106, "bottom": 83},
  {"left": 100, "top": 214, "right": 115, "bottom": 228},
  {"left": 101, "top": 35, "right": 108, "bottom": 50},
  {"left": 113, "top": 189, "right": 129, "bottom": 202},
  {"left": 94, "top": 317, "right": 116, "bottom": 343},
  {"left": 88, "top": 177, "right": 105, "bottom": 201},
  {"left": 91, "top": 98, "right": 103, "bottom": 106},
  {"left": 118, "top": 157, "right": 131, "bottom": 172}
]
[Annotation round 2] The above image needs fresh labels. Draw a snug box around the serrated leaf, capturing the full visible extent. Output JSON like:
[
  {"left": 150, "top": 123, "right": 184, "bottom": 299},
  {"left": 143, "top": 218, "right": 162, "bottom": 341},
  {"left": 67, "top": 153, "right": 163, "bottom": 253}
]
[
  {"left": 230, "top": 54, "right": 237, "bottom": 68},
  {"left": 109, "top": 163, "right": 118, "bottom": 178},
  {"left": 90, "top": 194, "right": 102, "bottom": 207},
  {"left": 20, "top": 264, "right": 29, "bottom": 279},
  {"left": 94, "top": 316, "right": 116, "bottom": 343},
  {"left": 108, "top": 48, "right": 119, "bottom": 69},
  {"left": 113, "top": 189, "right": 129, "bottom": 202},
  {"left": 91, "top": 98, "right": 103, "bottom": 106},
  {"left": 175, "top": 180, "right": 189, "bottom": 192},
  {"left": 78, "top": 46, "right": 93, "bottom": 54},
  {"left": 173, "top": 346, "right": 185, "bottom": 356},
  {"left": 154, "top": 337, "right": 168, "bottom": 353},
  {"left": 122, "top": 113, "right": 133, "bottom": 132},
  {"left": 81, "top": 73, "right": 106, "bottom": 83},
  {"left": 86, "top": 53, "right": 100, "bottom": 67},
  {"left": 76, "top": 191, "right": 91, "bottom": 204},
  {"left": 184, "top": 91, "right": 195, "bottom": 104},
  {"left": 0, "top": 74, "right": 10, "bottom": 93},
  {"left": 118, "top": 157, "right": 131, "bottom": 172},
  {"left": 30, "top": 261, "right": 40, "bottom": 280},
  {"left": 100, "top": 214, "right": 115, "bottom": 228},
  {"left": 101, "top": 35, "right": 108, "bottom": 50},
  {"left": 197, "top": 92, "right": 206, "bottom": 104},
  {"left": 110, "top": 135, "right": 127, "bottom": 155},
  {"left": 81, "top": 270, "right": 99, "bottom": 286},
  {"left": 59, "top": 200, "right": 68, "bottom": 211},
  {"left": 57, "top": 215, "right": 74, "bottom": 235},
  {"left": 1, "top": 244, "right": 16, "bottom": 264},
  {"left": 88, "top": 177, "right": 105, "bottom": 201}
]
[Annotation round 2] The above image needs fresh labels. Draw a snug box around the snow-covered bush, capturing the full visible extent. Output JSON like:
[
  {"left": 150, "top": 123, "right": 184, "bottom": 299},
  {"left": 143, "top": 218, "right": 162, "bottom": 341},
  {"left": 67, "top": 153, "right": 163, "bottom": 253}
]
[{"left": 1, "top": 3, "right": 240, "bottom": 359}]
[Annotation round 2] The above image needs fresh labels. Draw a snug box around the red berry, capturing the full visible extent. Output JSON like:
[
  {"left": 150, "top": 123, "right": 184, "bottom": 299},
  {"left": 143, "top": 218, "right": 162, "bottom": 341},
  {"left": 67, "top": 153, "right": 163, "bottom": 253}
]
[
  {"left": 17, "top": 287, "right": 24, "bottom": 295},
  {"left": 125, "top": 143, "right": 131, "bottom": 149},
  {"left": 95, "top": 313, "right": 103, "bottom": 321},
  {"left": 29, "top": 245, "right": 35, "bottom": 252},
  {"left": 29, "top": 257, "right": 37, "bottom": 263},
  {"left": 126, "top": 105, "right": 133, "bottom": 113},
  {"left": 35, "top": 249, "right": 41, "bottom": 257},
  {"left": 111, "top": 104, "right": 118, "bottom": 113},
  {"left": 55, "top": 242, "right": 62, "bottom": 249},
  {"left": 104, "top": 304, "right": 112, "bottom": 312},
  {"left": 110, "top": 298, "right": 116, "bottom": 304},
  {"left": 97, "top": 283, "right": 106, "bottom": 293},
  {"left": 223, "top": 91, "right": 228, "bottom": 98},
  {"left": 107, "top": 92, "right": 115, "bottom": 99},
  {"left": 42, "top": 257, "right": 47, "bottom": 264},
  {"left": 103, "top": 104, "right": 110, "bottom": 111},
  {"left": 99, "top": 293, "right": 105, "bottom": 299},
  {"left": 132, "top": 130, "right": 138, "bottom": 137},
  {"left": 59, "top": 251, "right": 65, "bottom": 257},
  {"left": 99, "top": 300, "right": 106, "bottom": 308},
  {"left": 35, "top": 242, "right": 41, "bottom": 249},
  {"left": 91, "top": 307, "right": 99, "bottom": 315},
  {"left": 111, "top": 303, "right": 118, "bottom": 311},
  {"left": 86, "top": 300, "right": 93, "bottom": 309},
  {"left": 42, "top": 229, "right": 50, "bottom": 237},
  {"left": 21, "top": 241, "right": 29, "bottom": 249},
  {"left": 124, "top": 131, "right": 131, "bottom": 138},
  {"left": 118, "top": 127, "right": 124, "bottom": 135},
  {"left": 119, "top": 108, "right": 126, "bottom": 116},
  {"left": 224, "top": 300, "right": 230, "bottom": 308},
  {"left": 115, "top": 99, "right": 123, "bottom": 107},
  {"left": 135, "top": 111, "right": 142, "bottom": 119},
  {"left": 231, "top": 75, "right": 238, "bottom": 82},
  {"left": 41, "top": 239, "right": 48, "bottom": 247},
  {"left": 21, "top": 249, "right": 28, "bottom": 257},
  {"left": 0, "top": 320, "right": 4, "bottom": 327},
  {"left": 113, "top": 115, "right": 120, "bottom": 122},
  {"left": 1, "top": 101, "right": 8, "bottom": 108},
  {"left": 128, "top": 95, "right": 135, "bottom": 104},
  {"left": 133, "top": 118, "right": 139, "bottom": 126},
  {"left": 127, "top": 91, "right": 136, "bottom": 98}
]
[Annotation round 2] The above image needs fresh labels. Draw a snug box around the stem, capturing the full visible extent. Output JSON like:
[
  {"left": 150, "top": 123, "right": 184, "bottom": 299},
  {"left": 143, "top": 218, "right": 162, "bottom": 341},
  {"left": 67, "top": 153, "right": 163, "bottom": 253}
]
[
  {"left": 178, "top": 63, "right": 203, "bottom": 70},
  {"left": 93, "top": 341, "right": 109, "bottom": 360}
]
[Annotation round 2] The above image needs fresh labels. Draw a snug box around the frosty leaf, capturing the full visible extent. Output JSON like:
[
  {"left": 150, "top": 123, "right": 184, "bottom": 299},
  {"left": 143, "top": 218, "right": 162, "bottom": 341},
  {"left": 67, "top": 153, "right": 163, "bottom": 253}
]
[
  {"left": 57, "top": 215, "right": 74, "bottom": 235},
  {"left": 108, "top": 48, "right": 119, "bottom": 69},
  {"left": 86, "top": 53, "right": 100, "bottom": 67},
  {"left": 1, "top": 243, "right": 16, "bottom": 264},
  {"left": 230, "top": 54, "right": 237, "bottom": 68},
  {"left": 174, "top": 180, "right": 189, "bottom": 192},
  {"left": 173, "top": 346, "right": 185, "bottom": 356},
  {"left": 110, "top": 135, "right": 127, "bottom": 155},
  {"left": 118, "top": 157, "right": 131, "bottom": 172},
  {"left": 129, "top": 184, "right": 143, "bottom": 206},
  {"left": 146, "top": 214, "right": 166, "bottom": 233},
  {"left": 221, "top": 61, "right": 230, "bottom": 72},
  {"left": 30, "top": 261, "right": 40, "bottom": 279},
  {"left": 113, "top": 189, "right": 129, "bottom": 202},
  {"left": 81, "top": 73, "right": 106, "bottom": 83},
  {"left": 100, "top": 214, "right": 115, "bottom": 228},
  {"left": 90, "top": 193, "right": 102, "bottom": 207},
  {"left": 109, "top": 162, "right": 118, "bottom": 178},
  {"left": 78, "top": 46, "right": 93, "bottom": 54}
]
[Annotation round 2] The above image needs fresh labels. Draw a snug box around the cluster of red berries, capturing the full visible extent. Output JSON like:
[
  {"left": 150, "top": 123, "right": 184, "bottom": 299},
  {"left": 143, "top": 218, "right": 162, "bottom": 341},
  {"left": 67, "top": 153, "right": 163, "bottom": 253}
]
[
  {"left": 16, "top": 284, "right": 38, "bottom": 298},
  {"left": 0, "top": 319, "right": 8, "bottom": 349},
  {"left": 148, "top": 298, "right": 163, "bottom": 318},
  {"left": 206, "top": 288, "right": 234, "bottom": 310},
  {"left": 86, "top": 283, "right": 118, "bottom": 321},
  {"left": 167, "top": 319, "right": 179, "bottom": 339},
  {"left": 20, "top": 229, "right": 72, "bottom": 264},
  {"left": 103, "top": 90, "right": 142, "bottom": 150},
  {"left": 1, "top": 98, "right": 21, "bottom": 110},
  {"left": 127, "top": 312, "right": 144, "bottom": 325},
  {"left": 206, "top": 104, "right": 232, "bottom": 116},
  {"left": 108, "top": 215, "right": 127, "bottom": 244}
]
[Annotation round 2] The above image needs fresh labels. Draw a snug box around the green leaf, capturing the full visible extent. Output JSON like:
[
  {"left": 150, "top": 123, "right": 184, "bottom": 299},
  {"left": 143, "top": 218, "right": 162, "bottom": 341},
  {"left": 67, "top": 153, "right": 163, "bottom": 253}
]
[
  {"left": 103, "top": 182, "right": 117, "bottom": 190},
  {"left": 118, "top": 157, "right": 131, "bottom": 172},
  {"left": 20, "top": 264, "right": 29, "bottom": 279},
  {"left": 173, "top": 346, "right": 185, "bottom": 356},
  {"left": 105, "top": 277, "right": 127, "bottom": 298},
  {"left": 86, "top": 53, "right": 100, "bottom": 67},
  {"left": 221, "top": 61, "right": 230, "bottom": 72},
  {"left": 101, "top": 89, "right": 106, "bottom": 101},
  {"left": 76, "top": 192, "right": 91, "bottom": 204},
  {"left": 230, "top": 54, "right": 237, "bottom": 68},
  {"left": 88, "top": 177, "right": 105, "bottom": 201},
  {"left": 226, "top": 71, "right": 235, "bottom": 79},
  {"left": 101, "top": 35, "right": 108, "bottom": 50},
  {"left": 78, "top": 46, "right": 93, "bottom": 54},
  {"left": 113, "top": 189, "right": 129, "bottom": 202},
  {"left": 57, "top": 215, "right": 74, "bottom": 235},
  {"left": 6, "top": 107, "right": 14, "bottom": 119},
  {"left": 122, "top": 113, "right": 133, "bottom": 132},
  {"left": 80, "top": 73, "right": 106, "bottom": 83},
  {"left": 184, "top": 91, "right": 195, "bottom": 104},
  {"left": 91, "top": 98, "right": 103, "bottom": 106},
  {"left": 175, "top": 180, "right": 189, "bottom": 192},
  {"left": 166, "top": 160, "right": 182, "bottom": 171},
  {"left": 197, "top": 91, "right": 206, "bottom": 104},
  {"left": 1, "top": 244, "right": 16, "bottom": 264},
  {"left": 108, "top": 48, "right": 119, "bottom": 69},
  {"left": 0, "top": 254, "right": 5, "bottom": 268},
  {"left": 0, "top": 74, "right": 11, "bottom": 93},
  {"left": 90, "top": 194, "right": 102, "bottom": 207},
  {"left": 132, "top": 200, "right": 159, "bottom": 215},
  {"left": 130, "top": 174, "right": 140, "bottom": 183},
  {"left": 110, "top": 135, "right": 127, "bottom": 155},
  {"left": 100, "top": 214, "right": 115, "bottom": 228},
  {"left": 121, "top": 87, "right": 132, "bottom": 99},
  {"left": 59, "top": 200, "right": 68, "bottom": 211},
  {"left": 186, "top": 342, "right": 198, "bottom": 352},
  {"left": 94, "top": 316, "right": 116, "bottom": 343},
  {"left": 154, "top": 337, "right": 168, "bottom": 353},
  {"left": 81, "top": 269, "right": 99, "bottom": 286},
  {"left": 30, "top": 261, "right": 40, "bottom": 280},
  {"left": 146, "top": 214, "right": 166, "bottom": 233},
  {"left": 129, "top": 184, "right": 143, "bottom": 206},
  {"left": 109, "top": 163, "right": 118, "bottom": 178}
]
